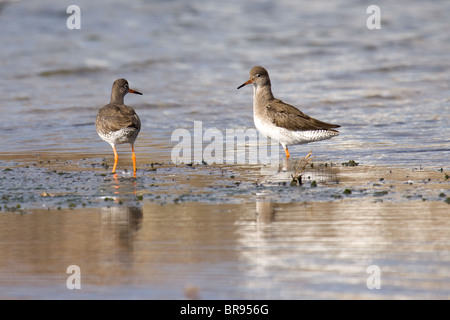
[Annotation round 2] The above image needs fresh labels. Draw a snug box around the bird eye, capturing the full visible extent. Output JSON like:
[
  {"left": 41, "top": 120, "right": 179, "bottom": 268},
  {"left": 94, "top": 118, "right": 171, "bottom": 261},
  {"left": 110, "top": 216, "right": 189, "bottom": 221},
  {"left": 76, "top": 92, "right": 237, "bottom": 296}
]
[{"left": 256, "top": 74, "right": 261, "bottom": 78}]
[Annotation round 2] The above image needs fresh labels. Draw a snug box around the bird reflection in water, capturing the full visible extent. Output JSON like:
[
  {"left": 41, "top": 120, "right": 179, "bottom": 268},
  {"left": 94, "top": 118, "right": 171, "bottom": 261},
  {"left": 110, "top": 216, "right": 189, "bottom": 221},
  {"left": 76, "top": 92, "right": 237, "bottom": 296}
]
[
  {"left": 110, "top": 173, "right": 138, "bottom": 201},
  {"left": 98, "top": 173, "right": 143, "bottom": 256},
  {"left": 99, "top": 206, "right": 143, "bottom": 254},
  {"left": 256, "top": 192, "right": 275, "bottom": 224}
]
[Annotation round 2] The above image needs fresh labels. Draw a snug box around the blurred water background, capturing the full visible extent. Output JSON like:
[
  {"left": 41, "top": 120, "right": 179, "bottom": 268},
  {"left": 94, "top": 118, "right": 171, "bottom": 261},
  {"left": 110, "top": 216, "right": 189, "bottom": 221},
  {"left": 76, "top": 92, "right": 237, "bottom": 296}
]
[
  {"left": 0, "top": 0, "right": 449, "bottom": 300},
  {"left": 0, "top": 0, "right": 448, "bottom": 166}
]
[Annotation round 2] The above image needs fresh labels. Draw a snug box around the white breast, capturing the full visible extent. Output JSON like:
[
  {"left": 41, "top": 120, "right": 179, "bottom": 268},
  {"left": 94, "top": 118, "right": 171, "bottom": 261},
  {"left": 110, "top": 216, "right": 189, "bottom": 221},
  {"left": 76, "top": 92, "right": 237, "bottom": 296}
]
[{"left": 253, "top": 112, "right": 338, "bottom": 146}]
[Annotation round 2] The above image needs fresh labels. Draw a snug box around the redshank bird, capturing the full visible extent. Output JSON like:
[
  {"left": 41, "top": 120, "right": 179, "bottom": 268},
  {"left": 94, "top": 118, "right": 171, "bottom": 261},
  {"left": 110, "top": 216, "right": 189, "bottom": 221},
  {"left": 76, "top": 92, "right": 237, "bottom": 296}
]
[
  {"left": 96, "top": 78, "right": 142, "bottom": 175},
  {"left": 237, "top": 66, "right": 340, "bottom": 159}
]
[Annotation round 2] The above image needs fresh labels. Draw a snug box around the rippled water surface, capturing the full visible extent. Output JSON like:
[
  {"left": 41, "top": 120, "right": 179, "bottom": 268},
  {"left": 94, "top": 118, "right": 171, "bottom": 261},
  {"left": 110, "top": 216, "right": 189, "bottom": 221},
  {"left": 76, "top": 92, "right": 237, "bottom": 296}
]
[{"left": 0, "top": 0, "right": 449, "bottom": 300}]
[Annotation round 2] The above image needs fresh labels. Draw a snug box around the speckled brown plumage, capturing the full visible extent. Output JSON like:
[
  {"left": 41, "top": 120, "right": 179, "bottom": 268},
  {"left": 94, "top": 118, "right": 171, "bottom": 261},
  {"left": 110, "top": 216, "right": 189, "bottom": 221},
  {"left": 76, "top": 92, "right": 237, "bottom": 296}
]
[
  {"left": 238, "top": 66, "right": 340, "bottom": 158},
  {"left": 95, "top": 78, "right": 142, "bottom": 174}
]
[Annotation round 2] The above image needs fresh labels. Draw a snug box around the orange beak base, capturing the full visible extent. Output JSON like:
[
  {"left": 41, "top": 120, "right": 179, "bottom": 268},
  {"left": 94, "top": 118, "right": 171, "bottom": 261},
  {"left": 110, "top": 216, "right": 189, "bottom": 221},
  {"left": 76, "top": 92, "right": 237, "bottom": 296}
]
[{"left": 129, "top": 89, "right": 143, "bottom": 95}]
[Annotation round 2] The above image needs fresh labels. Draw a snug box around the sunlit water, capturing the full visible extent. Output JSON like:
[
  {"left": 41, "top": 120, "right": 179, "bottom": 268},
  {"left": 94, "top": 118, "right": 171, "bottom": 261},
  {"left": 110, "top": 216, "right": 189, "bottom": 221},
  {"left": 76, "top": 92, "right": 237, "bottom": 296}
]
[
  {"left": 1, "top": 0, "right": 449, "bottom": 166},
  {"left": 0, "top": 0, "right": 449, "bottom": 300},
  {"left": 1, "top": 201, "right": 449, "bottom": 300}
]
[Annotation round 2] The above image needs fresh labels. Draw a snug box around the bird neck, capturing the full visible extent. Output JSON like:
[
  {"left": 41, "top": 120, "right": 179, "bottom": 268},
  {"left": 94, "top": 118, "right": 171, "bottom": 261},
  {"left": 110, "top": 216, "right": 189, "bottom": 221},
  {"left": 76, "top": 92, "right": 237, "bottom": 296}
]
[
  {"left": 110, "top": 92, "right": 125, "bottom": 105},
  {"left": 253, "top": 83, "right": 274, "bottom": 106}
]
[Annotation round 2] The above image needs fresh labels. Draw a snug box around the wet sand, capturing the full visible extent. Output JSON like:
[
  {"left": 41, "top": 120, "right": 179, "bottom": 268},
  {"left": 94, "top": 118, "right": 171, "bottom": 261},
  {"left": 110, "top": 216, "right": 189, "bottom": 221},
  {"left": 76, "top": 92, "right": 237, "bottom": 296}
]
[
  {"left": 0, "top": 152, "right": 448, "bottom": 299},
  {"left": 0, "top": 150, "right": 448, "bottom": 210}
]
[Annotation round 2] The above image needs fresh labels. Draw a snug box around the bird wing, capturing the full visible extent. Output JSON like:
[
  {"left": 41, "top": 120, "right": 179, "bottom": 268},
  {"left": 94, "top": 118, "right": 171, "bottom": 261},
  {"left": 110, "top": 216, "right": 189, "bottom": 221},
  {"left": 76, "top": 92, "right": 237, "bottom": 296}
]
[
  {"left": 266, "top": 99, "right": 340, "bottom": 132},
  {"left": 96, "top": 104, "right": 141, "bottom": 134}
]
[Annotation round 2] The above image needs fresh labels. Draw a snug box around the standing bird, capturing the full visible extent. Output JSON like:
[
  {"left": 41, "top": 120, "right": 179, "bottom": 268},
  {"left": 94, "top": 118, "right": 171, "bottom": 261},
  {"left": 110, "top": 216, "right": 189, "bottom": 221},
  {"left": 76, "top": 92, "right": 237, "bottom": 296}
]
[
  {"left": 96, "top": 78, "right": 142, "bottom": 175},
  {"left": 237, "top": 66, "right": 340, "bottom": 159}
]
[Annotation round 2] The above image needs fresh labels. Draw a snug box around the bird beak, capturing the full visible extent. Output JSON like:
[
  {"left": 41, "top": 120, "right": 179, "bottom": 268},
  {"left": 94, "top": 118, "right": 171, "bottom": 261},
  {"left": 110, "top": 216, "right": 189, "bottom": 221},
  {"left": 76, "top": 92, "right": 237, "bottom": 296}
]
[
  {"left": 237, "top": 79, "right": 253, "bottom": 89},
  {"left": 129, "top": 89, "right": 143, "bottom": 95}
]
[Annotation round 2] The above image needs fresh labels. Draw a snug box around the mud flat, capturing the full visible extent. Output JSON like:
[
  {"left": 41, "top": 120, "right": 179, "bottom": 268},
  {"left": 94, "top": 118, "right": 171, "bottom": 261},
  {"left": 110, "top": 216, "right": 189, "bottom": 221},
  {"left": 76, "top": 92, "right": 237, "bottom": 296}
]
[
  {"left": 0, "top": 152, "right": 448, "bottom": 211},
  {"left": 0, "top": 153, "right": 448, "bottom": 299}
]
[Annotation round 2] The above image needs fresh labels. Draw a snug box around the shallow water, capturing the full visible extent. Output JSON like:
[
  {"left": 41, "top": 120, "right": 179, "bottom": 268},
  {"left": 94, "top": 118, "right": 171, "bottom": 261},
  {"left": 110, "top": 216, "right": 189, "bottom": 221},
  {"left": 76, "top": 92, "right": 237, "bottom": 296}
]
[
  {"left": 0, "top": 0, "right": 449, "bottom": 300},
  {"left": 1, "top": 0, "right": 449, "bottom": 166},
  {"left": 0, "top": 200, "right": 449, "bottom": 299}
]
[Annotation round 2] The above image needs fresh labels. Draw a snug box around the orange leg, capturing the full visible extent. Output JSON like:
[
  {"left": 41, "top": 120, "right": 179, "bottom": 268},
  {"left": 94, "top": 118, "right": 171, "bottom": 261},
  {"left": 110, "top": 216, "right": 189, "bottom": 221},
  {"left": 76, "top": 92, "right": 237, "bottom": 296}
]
[
  {"left": 131, "top": 144, "right": 137, "bottom": 175},
  {"left": 111, "top": 145, "right": 118, "bottom": 174},
  {"left": 284, "top": 147, "right": 290, "bottom": 159}
]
